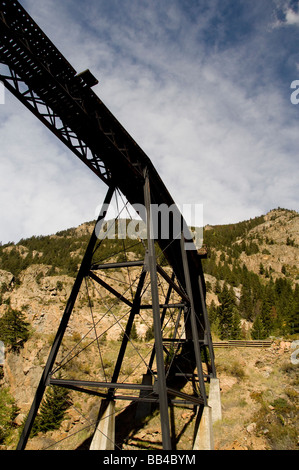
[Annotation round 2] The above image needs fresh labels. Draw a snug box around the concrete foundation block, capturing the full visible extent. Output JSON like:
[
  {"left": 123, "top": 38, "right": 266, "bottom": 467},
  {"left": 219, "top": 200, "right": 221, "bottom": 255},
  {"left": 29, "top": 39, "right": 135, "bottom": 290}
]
[
  {"left": 90, "top": 400, "right": 115, "bottom": 450},
  {"left": 208, "top": 377, "right": 222, "bottom": 423},
  {"left": 193, "top": 405, "right": 214, "bottom": 450}
]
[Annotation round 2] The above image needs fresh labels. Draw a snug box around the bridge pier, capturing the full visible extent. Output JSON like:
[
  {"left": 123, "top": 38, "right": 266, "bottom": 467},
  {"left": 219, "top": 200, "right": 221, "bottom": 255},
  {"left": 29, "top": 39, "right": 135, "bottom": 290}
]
[
  {"left": 208, "top": 377, "right": 222, "bottom": 423},
  {"left": 193, "top": 406, "right": 214, "bottom": 450},
  {"left": 90, "top": 400, "right": 115, "bottom": 450}
]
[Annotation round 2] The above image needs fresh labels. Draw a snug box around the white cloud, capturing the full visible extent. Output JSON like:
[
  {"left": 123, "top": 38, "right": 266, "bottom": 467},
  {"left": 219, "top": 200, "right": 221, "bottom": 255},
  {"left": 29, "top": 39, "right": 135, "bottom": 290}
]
[
  {"left": 0, "top": 97, "right": 105, "bottom": 243},
  {"left": 1, "top": 0, "right": 298, "bottom": 243},
  {"left": 285, "top": 8, "right": 299, "bottom": 25},
  {"left": 272, "top": 1, "right": 299, "bottom": 28}
]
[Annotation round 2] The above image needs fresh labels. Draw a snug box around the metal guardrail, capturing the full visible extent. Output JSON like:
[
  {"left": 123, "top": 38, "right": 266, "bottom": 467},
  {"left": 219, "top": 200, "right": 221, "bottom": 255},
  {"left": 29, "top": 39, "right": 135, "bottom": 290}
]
[{"left": 213, "top": 340, "right": 273, "bottom": 348}]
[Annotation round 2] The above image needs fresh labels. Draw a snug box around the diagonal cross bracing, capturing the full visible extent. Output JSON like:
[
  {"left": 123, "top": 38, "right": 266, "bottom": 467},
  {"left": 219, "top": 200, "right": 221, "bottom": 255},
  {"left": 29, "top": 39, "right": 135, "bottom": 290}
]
[
  {"left": 0, "top": 1, "right": 205, "bottom": 307},
  {"left": 0, "top": 1, "right": 218, "bottom": 451}
]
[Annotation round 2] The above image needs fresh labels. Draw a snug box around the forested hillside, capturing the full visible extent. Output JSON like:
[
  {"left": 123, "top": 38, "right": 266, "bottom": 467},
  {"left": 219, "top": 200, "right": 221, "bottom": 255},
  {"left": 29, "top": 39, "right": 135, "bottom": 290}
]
[
  {"left": 0, "top": 207, "right": 298, "bottom": 450},
  {"left": 201, "top": 208, "right": 299, "bottom": 340},
  {"left": 0, "top": 208, "right": 298, "bottom": 342}
]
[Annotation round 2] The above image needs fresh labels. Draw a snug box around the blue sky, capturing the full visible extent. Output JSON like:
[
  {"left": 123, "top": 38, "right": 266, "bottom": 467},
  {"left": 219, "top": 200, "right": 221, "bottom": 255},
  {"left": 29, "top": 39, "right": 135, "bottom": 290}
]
[{"left": 0, "top": 0, "right": 299, "bottom": 243}]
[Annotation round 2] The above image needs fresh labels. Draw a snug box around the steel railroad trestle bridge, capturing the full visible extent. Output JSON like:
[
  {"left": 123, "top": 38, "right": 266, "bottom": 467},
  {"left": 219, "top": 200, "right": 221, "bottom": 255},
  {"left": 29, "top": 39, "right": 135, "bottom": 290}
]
[{"left": 0, "top": 1, "right": 220, "bottom": 451}]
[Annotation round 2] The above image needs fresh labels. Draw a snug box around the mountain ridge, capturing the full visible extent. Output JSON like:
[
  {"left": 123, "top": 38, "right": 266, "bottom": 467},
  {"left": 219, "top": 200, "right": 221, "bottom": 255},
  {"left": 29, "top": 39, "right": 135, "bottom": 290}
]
[{"left": 0, "top": 207, "right": 298, "bottom": 450}]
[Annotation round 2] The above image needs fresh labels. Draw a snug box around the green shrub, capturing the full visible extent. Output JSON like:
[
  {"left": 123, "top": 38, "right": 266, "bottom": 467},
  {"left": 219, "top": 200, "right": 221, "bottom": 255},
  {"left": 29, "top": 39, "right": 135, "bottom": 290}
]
[
  {"left": 145, "top": 324, "right": 154, "bottom": 341},
  {"left": 31, "top": 385, "right": 71, "bottom": 436},
  {"left": 0, "top": 388, "right": 19, "bottom": 443},
  {"left": 0, "top": 307, "right": 30, "bottom": 352}
]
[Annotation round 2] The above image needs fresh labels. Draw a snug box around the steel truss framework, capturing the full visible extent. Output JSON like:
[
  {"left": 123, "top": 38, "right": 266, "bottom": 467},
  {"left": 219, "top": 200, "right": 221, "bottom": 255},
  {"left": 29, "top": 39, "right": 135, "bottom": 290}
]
[{"left": 0, "top": 1, "right": 217, "bottom": 450}]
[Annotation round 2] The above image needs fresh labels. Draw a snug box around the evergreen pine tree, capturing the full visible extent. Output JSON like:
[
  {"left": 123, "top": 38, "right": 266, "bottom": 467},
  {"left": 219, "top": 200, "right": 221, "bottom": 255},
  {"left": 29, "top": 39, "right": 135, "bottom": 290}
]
[
  {"left": 217, "top": 283, "right": 237, "bottom": 340},
  {"left": 0, "top": 306, "right": 30, "bottom": 352},
  {"left": 32, "top": 385, "right": 71, "bottom": 435},
  {"left": 239, "top": 284, "right": 253, "bottom": 320},
  {"left": 145, "top": 323, "right": 154, "bottom": 341},
  {"left": 130, "top": 322, "right": 139, "bottom": 341},
  {"left": 289, "top": 285, "right": 299, "bottom": 334},
  {"left": 251, "top": 315, "right": 266, "bottom": 339},
  {"left": 215, "top": 280, "right": 221, "bottom": 295},
  {"left": 260, "top": 290, "right": 274, "bottom": 337},
  {"left": 208, "top": 300, "right": 218, "bottom": 327},
  {"left": 0, "top": 388, "right": 19, "bottom": 443},
  {"left": 231, "top": 308, "right": 242, "bottom": 339},
  {"left": 259, "top": 263, "right": 265, "bottom": 275}
]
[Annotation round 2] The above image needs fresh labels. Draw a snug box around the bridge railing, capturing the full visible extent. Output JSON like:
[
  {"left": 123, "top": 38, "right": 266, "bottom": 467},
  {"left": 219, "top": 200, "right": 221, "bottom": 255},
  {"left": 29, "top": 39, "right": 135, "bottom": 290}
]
[{"left": 213, "top": 340, "right": 273, "bottom": 348}]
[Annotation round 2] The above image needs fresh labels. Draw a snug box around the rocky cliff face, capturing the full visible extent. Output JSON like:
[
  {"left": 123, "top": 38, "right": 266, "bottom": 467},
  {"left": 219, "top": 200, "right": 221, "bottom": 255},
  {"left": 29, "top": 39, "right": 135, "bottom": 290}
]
[{"left": 239, "top": 209, "right": 299, "bottom": 280}]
